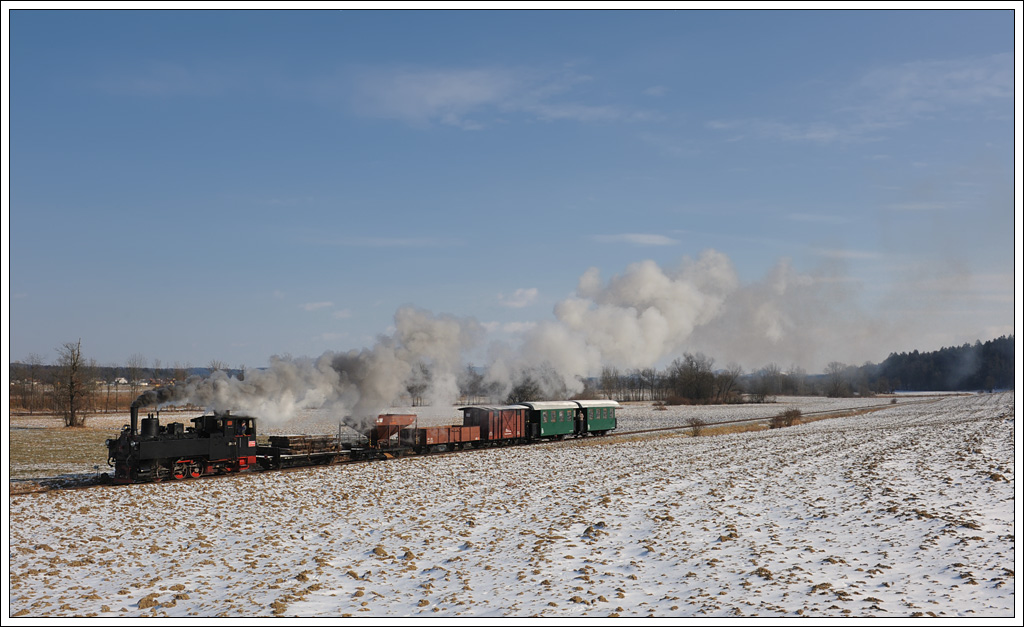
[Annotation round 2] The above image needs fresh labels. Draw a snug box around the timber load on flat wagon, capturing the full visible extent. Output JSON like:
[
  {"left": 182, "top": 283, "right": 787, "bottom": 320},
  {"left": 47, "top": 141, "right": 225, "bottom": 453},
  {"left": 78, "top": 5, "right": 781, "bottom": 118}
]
[{"left": 256, "top": 434, "right": 349, "bottom": 469}]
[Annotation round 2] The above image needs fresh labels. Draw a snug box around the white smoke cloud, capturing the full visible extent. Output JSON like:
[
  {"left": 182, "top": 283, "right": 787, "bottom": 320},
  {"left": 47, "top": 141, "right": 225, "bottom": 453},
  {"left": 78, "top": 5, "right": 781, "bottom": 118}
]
[
  {"left": 136, "top": 248, "right": 898, "bottom": 427},
  {"left": 480, "top": 250, "right": 739, "bottom": 396},
  {"left": 134, "top": 307, "right": 484, "bottom": 431}
]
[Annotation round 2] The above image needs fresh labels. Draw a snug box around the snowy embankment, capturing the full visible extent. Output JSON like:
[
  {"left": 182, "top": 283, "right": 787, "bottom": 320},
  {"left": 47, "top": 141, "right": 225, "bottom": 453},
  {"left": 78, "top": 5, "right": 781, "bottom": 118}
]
[{"left": 7, "top": 392, "right": 1015, "bottom": 618}]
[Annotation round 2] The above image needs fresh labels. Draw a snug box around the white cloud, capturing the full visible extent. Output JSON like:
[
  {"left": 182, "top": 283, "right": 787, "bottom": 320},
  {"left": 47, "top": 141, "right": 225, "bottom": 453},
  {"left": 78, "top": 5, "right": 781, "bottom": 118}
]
[
  {"left": 810, "top": 247, "right": 884, "bottom": 261},
  {"left": 351, "top": 67, "right": 518, "bottom": 129},
  {"left": 708, "top": 53, "right": 1012, "bottom": 144},
  {"left": 300, "top": 301, "right": 334, "bottom": 311},
  {"left": 348, "top": 236, "right": 450, "bottom": 247},
  {"left": 498, "top": 288, "right": 539, "bottom": 308},
  {"left": 886, "top": 202, "right": 949, "bottom": 212},
  {"left": 349, "top": 64, "right": 648, "bottom": 129},
  {"left": 786, "top": 212, "right": 851, "bottom": 225},
  {"left": 707, "top": 118, "right": 856, "bottom": 144},
  {"left": 856, "top": 53, "right": 1012, "bottom": 114},
  {"left": 333, "top": 309, "right": 353, "bottom": 319},
  {"left": 636, "top": 132, "right": 698, "bottom": 157},
  {"left": 302, "top": 233, "right": 453, "bottom": 248},
  {"left": 592, "top": 233, "right": 679, "bottom": 246},
  {"left": 316, "top": 332, "right": 349, "bottom": 342}
]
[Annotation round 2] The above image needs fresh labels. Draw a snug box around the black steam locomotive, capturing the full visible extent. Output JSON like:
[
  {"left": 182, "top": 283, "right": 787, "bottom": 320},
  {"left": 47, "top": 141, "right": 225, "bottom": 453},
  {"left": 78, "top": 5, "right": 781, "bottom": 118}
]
[{"left": 105, "top": 404, "right": 258, "bottom": 483}]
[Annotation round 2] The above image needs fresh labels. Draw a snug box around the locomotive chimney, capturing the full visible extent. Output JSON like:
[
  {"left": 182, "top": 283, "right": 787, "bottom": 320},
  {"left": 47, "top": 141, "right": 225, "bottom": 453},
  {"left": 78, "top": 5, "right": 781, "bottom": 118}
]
[{"left": 130, "top": 403, "right": 139, "bottom": 436}]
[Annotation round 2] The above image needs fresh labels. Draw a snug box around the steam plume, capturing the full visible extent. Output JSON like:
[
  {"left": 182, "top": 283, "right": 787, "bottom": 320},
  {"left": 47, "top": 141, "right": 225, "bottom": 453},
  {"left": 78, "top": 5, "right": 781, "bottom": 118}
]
[
  {"left": 134, "top": 248, "right": 894, "bottom": 427},
  {"left": 132, "top": 308, "right": 482, "bottom": 431}
]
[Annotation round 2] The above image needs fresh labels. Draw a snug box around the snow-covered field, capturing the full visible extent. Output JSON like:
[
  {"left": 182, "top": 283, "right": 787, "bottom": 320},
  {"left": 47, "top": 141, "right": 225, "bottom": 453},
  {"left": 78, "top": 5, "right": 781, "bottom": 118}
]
[{"left": 7, "top": 392, "right": 1016, "bottom": 618}]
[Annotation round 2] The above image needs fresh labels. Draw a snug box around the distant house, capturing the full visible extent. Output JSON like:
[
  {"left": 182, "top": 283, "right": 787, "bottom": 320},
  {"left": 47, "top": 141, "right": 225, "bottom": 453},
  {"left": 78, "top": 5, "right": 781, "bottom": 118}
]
[{"left": 114, "top": 377, "right": 128, "bottom": 385}]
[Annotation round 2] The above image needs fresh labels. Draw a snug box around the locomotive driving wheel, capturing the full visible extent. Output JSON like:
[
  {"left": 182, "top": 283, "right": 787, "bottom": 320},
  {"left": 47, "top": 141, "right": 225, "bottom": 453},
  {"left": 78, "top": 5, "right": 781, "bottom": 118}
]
[
  {"left": 189, "top": 462, "right": 202, "bottom": 479},
  {"left": 172, "top": 461, "right": 189, "bottom": 480}
]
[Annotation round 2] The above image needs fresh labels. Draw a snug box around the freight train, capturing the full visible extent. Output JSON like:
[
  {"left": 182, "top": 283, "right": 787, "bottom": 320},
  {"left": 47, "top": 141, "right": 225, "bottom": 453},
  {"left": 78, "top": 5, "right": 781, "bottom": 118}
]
[{"left": 104, "top": 399, "right": 619, "bottom": 483}]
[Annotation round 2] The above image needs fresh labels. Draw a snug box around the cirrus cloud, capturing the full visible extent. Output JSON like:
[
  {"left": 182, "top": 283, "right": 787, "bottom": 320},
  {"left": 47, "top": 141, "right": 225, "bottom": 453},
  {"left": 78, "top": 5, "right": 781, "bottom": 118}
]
[
  {"left": 498, "top": 288, "right": 539, "bottom": 308},
  {"left": 592, "top": 233, "right": 679, "bottom": 246}
]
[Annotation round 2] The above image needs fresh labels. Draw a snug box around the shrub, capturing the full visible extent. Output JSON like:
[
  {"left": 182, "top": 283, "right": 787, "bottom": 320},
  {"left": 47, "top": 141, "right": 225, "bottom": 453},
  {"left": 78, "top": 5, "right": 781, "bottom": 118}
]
[
  {"left": 770, "top": 408, "right": 801, "bottom": 429},
  {"left": 686, "top": 416, "right": 707, "bottom": 437}
]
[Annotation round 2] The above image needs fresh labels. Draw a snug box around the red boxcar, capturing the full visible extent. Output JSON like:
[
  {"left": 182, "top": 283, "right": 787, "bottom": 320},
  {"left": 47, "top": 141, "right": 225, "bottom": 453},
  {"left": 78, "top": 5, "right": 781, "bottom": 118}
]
[
  {"left": 400, "top": 425, "right": 481, "bottom": 449},
  {"left": 459, "top": 405, "right": 527, "bottom": 443}
]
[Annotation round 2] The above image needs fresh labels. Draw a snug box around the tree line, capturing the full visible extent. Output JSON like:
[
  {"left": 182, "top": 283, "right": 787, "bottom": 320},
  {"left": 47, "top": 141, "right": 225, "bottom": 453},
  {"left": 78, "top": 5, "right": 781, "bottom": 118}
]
[
  {"left": 11, "top": 335, "right": 1014, "bottom": 426},
  {"left": 871, "top": 335, "right": 1014, "bottom": 393},
  {"left": 9, "top": 347, "right": 237, "bottom": 425}
]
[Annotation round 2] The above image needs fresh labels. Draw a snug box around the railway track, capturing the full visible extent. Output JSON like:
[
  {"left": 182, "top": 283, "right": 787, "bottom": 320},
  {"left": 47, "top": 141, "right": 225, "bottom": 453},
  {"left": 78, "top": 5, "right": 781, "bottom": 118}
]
[
  {"left": 609, "top": 396, "right": 944, "bottom": 438},
  {"left": 9, "top": 397, "right": 944, "bottom": 495}
]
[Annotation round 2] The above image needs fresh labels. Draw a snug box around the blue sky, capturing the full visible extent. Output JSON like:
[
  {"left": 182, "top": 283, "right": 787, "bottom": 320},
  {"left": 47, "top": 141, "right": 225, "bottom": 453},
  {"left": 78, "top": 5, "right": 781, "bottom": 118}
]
[{"left": 6, "top": 8, "right": 1019, "bottom": 375}]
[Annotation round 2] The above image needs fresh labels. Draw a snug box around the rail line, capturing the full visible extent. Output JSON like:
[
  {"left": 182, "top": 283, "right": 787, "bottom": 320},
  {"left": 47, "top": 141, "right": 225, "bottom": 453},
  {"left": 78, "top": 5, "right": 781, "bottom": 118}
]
[
  {"left": 607, "top": 395, "right": 944, "bottom": 439},
  {"left": 10, "top": 397, "right": 944, "bottom": 494}
]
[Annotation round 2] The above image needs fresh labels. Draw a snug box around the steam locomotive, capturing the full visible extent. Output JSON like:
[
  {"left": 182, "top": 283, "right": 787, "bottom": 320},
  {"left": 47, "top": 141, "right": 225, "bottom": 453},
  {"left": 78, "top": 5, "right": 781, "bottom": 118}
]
[
  {"left": 105, "top": 405, "right": 258, "bottom": 483},
  {"left": 105, "top": 399, "right": 619, "bottom": 484}
]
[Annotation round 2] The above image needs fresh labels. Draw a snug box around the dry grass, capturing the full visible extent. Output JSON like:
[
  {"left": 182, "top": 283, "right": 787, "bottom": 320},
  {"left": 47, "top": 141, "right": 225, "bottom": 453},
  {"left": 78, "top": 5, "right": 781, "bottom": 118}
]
[
  {"left": 701, "top": 422, "right": 768, "bottom": 436},
  {"left": 8, "top": 423, "right": 117, "bottom": 479}
]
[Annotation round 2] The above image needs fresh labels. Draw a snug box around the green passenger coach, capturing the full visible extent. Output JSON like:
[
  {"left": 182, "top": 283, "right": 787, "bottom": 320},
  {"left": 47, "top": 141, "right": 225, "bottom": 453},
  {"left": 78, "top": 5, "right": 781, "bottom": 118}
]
[
  {"left": 520, "top": 401, "right": 579, "bottom": 438},
  {"left": 575, "top": 399, "right": 619, "bottom": 435},
  {"left": 519, "top": 400, "right": 619, "bottom": 438}
]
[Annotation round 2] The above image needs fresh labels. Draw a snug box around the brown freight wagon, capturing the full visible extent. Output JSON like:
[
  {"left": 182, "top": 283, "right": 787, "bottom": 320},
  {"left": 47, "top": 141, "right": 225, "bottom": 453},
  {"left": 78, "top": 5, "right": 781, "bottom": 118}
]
[
  {"left": 459, "top": 405, "right": 527, "bottom": 443},
  {"left": 400, "top": 425, "right": 481, "bottom": 451},
  {"left": 369, "top": 414, "right": 417, "bottom": 449}
]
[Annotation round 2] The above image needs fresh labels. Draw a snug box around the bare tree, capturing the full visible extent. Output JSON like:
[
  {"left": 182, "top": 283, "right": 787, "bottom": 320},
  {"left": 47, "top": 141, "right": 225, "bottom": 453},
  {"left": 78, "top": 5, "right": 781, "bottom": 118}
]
[
  {"left": 825, "top": 361, "right": 849, "bottom": 398},
  {"left": 208, "top": 359, "right": 226, "bottom": 373},
  {"left": 19, "top": 353, "right": 45, "bottom": 414},
  {"left": 103, "top": 361, "right": 116, "bottom": 413},
  {"left": 459, "top": 365, "right": 487, "bottom": 404},
  {"left": 639, "top": 367, "right": 660, "bottom": 401},
  {"left": 505, "top": 375, "right": 542, "bottom": 404},
  {"left": 785, "top": 365, "right": 808, "bottom": 395},
  {"left": 749, "top": 363, "right": 783, "bottom": 403},
  {"left": 126, "top": 353, "right": 148, "bottom": 400},
  {"left": 406, "top": 363, "right": 431, "bottom": 407},
  {"left": 173, "top": 361, "right": 192, "bottom": 383},
  {"left": 667, "top": 353, "right": 715, "bottom": 403},
  {"left": 53, "top": 340, "right": 94, "bottom": 427},
  {"left": 761, "top": 363, "right": 783, "bottom": 395},
  {"left": 714, "top": 363, "right": 744, "bottom": 403},
  {"left": 600, "top": 366, "right": 621, "bottom": 400}
]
